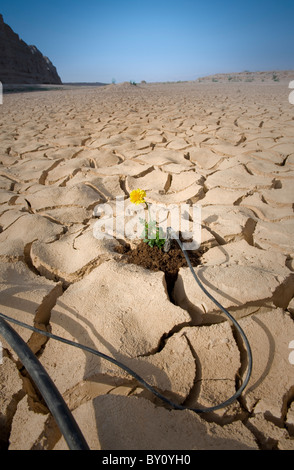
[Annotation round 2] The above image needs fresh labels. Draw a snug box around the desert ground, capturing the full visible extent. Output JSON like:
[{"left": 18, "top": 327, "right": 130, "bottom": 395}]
[{"left": 0, "top": 72, "right": 294, "bottom": 450}]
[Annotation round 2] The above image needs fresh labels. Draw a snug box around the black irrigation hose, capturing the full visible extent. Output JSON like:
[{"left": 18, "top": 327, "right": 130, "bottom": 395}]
[
  {"left": 174, "top": 236, "right": 253, "bottom": 409},
  {"left": 0, "top": 317, "right": 90, "bottom": 451},
  {"left": 0, "top": 234, "right": 253, "bottom": 436}
]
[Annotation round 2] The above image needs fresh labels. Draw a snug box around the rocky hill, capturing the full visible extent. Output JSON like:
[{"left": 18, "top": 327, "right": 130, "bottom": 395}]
[
  {"left": 0, "top": 14, "right": 62, "bottom": 84},
  {"left": 198, "top": 70, "right": 294, "bottom": 83}
]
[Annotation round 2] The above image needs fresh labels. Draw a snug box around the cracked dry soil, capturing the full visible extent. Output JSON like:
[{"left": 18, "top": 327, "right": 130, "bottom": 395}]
[
  {"left": 0, "top": 77, "right": 294, "bottom": 450},
  {"left": 116, "top": 239, "right": 201, "bottom": 299}
]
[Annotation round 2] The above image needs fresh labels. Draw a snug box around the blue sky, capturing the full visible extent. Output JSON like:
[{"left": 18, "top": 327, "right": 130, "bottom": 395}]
[{"left": 1, "top": 0, "right": 294, "bottom": 83}]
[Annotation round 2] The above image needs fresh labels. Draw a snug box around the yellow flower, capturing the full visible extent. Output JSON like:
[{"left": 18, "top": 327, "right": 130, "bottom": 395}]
[{"left": 130, "top": 188, "right": 146, "bottom": 205}]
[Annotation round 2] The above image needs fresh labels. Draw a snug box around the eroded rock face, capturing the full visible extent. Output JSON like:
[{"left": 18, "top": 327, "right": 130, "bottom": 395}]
[{"left": 0, "top": 14, "right": 62, "bottom": 84}]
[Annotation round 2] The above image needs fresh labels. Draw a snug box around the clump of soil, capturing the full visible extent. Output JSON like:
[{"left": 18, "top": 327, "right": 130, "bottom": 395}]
[
  {"left": 120, "top": 240, "right": 200, "bottom": 274},
  {"left": 115, "top": 240, "right": 201, "bottom": 300}
]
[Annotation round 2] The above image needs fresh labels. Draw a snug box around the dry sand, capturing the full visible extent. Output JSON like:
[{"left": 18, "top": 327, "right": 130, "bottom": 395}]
[{"left": 0, "top": 73, "right": 294, "bottom": 450}]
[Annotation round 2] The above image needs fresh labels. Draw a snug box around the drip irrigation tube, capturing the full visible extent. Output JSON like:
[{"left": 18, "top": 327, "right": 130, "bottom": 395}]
[
  {"left": 0, "top": 231, "right": 253, "bottom": 447},
  {"left": 173, "top": 234, "right": 253, "bottom": 408},
  {"left": 0, "top": 317, "right": 90, "bottom": 451}
]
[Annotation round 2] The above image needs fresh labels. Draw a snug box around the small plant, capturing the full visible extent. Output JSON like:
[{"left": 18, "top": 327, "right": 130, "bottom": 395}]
[
  {"left": 272, "top": 74, "right": 279, "bottom": 82},
  {"left": 141, "top": 220, "right": 166, "bottom": 248},
  {"left": 129, "top": 188, "right": 166, "bottom": 249},
  {"left": 130, "top": 80, "right": 137, "bottom": 86}
]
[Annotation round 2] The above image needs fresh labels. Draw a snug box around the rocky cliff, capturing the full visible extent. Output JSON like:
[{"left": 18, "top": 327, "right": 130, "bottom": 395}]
[{"left": 0, "top": 14, "right": 62, "bottom": 84}]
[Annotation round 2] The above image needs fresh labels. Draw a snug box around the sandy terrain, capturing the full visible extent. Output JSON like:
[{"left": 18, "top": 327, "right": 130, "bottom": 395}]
[{"left": 0, "top": 75, "right": 294, "bottom": 450}]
